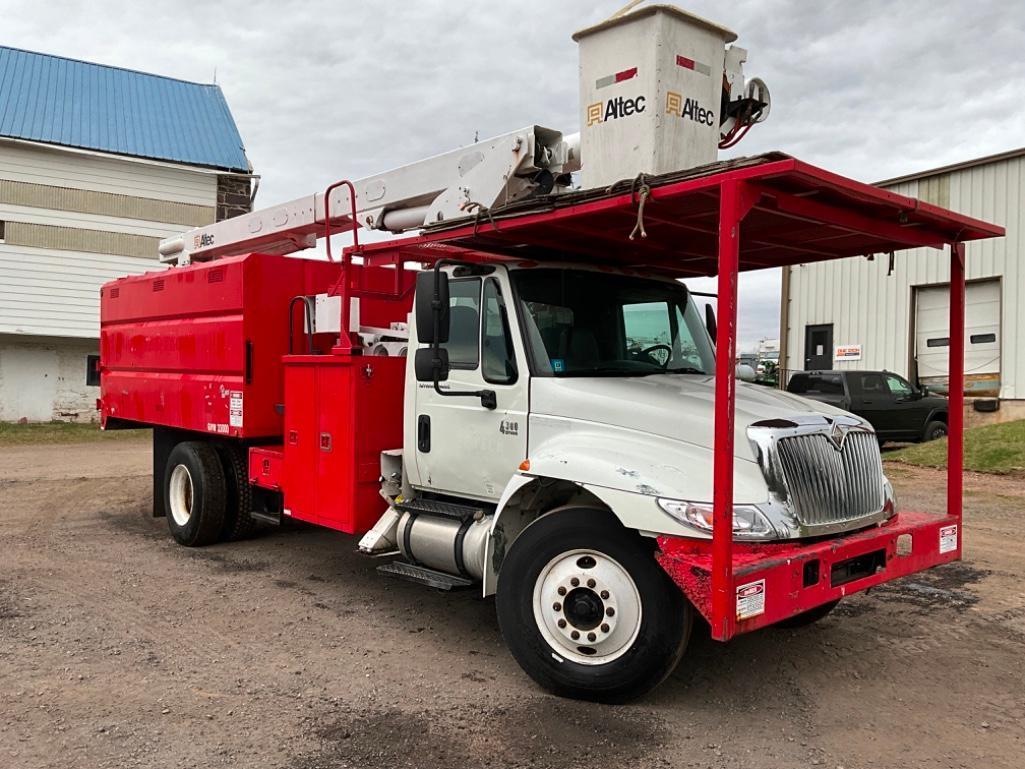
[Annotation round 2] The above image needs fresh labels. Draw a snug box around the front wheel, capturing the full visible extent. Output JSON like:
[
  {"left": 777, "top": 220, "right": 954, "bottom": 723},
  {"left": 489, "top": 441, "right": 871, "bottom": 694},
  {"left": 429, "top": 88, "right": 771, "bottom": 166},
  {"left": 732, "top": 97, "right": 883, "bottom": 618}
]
[
  {"left": 923, "top": 420, "right": 948, "bottom": 442},
  {"left": 496, "top": 508, "right": 692, "bottom": 703}
]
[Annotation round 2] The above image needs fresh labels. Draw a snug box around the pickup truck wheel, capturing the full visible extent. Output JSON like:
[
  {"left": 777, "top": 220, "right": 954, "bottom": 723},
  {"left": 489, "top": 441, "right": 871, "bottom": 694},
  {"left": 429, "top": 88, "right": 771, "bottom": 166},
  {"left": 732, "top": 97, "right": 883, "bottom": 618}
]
[
  {"left": 165, "top": 442, "right": 227, "bottom": 547},
  {"left": 776, "top": 599, "right": 840, "bottom": 628},
  {"left": 496, "top": 508, "right": 691, "bottom": 703},
  {"left": 923, "top": 420, "right": 948, "bottom": 442}
]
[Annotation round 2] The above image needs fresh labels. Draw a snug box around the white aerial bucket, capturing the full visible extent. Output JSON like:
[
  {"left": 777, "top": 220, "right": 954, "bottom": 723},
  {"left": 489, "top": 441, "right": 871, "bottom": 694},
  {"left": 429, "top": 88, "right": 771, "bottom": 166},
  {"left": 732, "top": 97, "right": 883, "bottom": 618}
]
[{"left": 574, "top": 5, "right": 737, "bottom": 188}]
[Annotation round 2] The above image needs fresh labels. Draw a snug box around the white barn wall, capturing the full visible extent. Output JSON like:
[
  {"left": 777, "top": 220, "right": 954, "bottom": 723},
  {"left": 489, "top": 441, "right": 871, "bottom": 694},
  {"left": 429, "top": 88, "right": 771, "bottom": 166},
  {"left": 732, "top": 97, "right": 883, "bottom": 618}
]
[
  {"left": 0, "top": 141, "right": 222, "bottom": 420},
  {"left": 783, "top": 154, "right": 1023, "bottom": 401}
]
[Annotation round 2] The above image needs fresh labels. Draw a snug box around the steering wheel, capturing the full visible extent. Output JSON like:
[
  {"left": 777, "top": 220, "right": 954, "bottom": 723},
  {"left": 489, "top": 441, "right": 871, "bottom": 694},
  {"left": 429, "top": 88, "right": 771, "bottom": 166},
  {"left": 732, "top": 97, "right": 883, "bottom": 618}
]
[{"left": 641, "top": 344, "right": 672, "bottom": 368}]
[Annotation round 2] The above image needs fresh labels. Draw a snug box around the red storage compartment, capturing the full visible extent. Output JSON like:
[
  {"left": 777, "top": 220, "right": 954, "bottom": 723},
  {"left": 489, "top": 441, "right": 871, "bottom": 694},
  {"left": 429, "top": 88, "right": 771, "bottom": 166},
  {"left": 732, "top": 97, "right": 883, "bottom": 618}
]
[
  {"left": 282, "top": 355, "right": 405, "bottom": 534},
  {"left": 100, "top": 253, "right": 341, "bottom": 438}
]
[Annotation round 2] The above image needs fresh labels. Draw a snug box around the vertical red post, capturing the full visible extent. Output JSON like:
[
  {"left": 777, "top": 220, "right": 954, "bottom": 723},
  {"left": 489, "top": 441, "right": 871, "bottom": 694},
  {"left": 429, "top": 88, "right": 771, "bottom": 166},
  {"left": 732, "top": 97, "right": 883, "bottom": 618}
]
[
  {"left": 947, "top": 242, "right": 966, "bottom": 524},
  {"left": 710, "top": 181, "right": 742, "bottom": 641}
]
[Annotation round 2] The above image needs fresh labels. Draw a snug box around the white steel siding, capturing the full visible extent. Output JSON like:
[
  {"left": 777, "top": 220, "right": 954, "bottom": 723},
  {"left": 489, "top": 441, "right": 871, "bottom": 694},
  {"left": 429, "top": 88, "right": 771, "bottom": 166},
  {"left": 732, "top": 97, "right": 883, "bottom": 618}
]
[
  {"left": 784, "top": 154, "right": 1022, "bottom": 399},
  {"left": 0, "top": 141, "right": 215, "bottom": 339},
  {"left": 0, "top": 142, "right": 216, "bottom": 205}
]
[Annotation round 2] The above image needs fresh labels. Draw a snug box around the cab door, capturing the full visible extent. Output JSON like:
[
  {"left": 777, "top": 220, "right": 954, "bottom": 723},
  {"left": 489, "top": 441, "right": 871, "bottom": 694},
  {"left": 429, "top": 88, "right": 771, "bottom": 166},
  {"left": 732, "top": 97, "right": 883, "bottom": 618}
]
[
  {"left": 412, "top": 272, "right": 528, "bottom": 501},
  {"left": 883, "top": 372, "right": 930, "bottom": 438}
]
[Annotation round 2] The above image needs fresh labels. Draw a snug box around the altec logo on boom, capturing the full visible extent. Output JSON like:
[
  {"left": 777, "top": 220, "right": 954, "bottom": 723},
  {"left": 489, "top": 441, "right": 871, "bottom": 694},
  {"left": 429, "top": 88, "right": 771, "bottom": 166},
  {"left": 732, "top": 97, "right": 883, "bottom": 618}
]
[{"left": 587, "top": 66, "right": 645, "bottom": 126}]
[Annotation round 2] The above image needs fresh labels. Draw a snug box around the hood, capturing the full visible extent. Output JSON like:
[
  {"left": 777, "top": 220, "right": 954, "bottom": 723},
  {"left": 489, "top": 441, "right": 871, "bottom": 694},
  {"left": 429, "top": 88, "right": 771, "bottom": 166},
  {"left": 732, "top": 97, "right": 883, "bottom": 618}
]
[{"left": 530, "top": 374, "right": 860, "bottom": 462}]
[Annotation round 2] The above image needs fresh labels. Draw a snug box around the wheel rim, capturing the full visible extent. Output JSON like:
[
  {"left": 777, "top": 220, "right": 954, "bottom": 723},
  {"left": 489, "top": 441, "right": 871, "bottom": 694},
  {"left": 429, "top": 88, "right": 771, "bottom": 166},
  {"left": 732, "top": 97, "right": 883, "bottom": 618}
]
[
  {"left": 168, "top": 464, "right": 194, "bottom": 527},
  {"left": 532, "top": 548, "right": 642, "bottom": 666}
]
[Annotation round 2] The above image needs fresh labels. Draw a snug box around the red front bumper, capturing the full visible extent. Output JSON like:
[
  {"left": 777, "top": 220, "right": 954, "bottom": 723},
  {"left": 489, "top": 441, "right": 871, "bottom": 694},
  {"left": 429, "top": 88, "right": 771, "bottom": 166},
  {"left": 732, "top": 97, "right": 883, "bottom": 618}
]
[{"left": 656, "top": 511, "right": 961, "bottom": 641}]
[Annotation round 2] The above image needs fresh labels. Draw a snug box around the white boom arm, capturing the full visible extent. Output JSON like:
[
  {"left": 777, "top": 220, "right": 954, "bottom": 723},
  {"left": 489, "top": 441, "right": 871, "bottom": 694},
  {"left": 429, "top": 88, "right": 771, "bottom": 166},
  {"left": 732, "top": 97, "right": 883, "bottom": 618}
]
[{"left": 160, "top": 125, "right": 580, "bottom": 264}]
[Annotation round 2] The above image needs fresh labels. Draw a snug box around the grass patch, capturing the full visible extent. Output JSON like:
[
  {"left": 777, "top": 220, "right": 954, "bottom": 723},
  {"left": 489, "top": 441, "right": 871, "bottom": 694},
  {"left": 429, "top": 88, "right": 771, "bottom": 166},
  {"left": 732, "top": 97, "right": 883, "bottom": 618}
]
[
  {"left": 0, "top": 421, "right": 148, "bottom": 445},
  {"left": 887, "top": 419, "right": 1025, "bottom": 475}
]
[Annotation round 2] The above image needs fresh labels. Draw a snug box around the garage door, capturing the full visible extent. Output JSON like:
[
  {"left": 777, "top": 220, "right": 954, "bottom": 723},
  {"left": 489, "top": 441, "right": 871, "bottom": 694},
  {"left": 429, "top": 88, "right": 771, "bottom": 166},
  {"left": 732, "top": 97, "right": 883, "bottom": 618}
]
[{"left": 915, "top": 279, "right": 1001, "bottom": 397}]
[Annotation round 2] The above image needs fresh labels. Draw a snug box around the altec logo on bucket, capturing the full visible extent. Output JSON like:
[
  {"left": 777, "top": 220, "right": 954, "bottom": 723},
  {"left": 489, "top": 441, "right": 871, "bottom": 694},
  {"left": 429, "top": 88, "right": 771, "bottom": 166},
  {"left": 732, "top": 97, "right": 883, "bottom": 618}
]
[
  {"left": 665, "top": 91, "right": 715, "bottom": 126},
  {"left": 587, "top": 66, "right": 646, "bottom": 126}
]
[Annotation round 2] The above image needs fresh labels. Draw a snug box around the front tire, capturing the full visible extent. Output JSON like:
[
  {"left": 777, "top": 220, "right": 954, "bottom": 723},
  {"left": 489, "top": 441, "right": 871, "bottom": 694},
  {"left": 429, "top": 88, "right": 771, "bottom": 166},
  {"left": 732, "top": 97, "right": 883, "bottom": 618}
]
[
  {"left": 164, "top": 441, "right": 227, "bottom": 547},
  {"left": 496, "top": 508, "right": 692, "bottom": 703},
  {"left": 923, "top": 420, "right": 948, "bottom": 442}
]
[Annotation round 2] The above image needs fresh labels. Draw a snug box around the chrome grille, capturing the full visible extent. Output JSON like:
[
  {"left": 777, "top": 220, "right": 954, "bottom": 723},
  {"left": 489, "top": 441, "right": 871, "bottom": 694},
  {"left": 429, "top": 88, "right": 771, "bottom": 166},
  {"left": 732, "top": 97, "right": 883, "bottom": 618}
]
[{"left": 775, "top": 431, "right": 884, "bottom": 527}]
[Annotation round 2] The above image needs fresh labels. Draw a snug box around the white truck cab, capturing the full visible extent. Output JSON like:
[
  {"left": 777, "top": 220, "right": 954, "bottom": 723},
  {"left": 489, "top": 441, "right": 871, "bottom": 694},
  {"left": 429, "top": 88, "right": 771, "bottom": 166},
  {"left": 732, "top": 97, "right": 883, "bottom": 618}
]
[
  {"left": 401, "top": 261, "right": 893, "bottom": 546},
  {"left": 355, "top": 259, "right": 896, "bottom": 700}
]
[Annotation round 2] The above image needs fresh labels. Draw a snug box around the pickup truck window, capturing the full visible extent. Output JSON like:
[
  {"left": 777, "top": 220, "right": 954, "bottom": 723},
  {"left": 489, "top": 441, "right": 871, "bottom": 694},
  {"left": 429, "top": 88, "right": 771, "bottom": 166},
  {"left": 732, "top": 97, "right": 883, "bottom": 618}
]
[
  {"left": 512, "top": 268, "right": 714, "bottom": 377},
  {"left": 884, "top": 373, "right": 913, "bottom": 398},
  {"left": 849, "top": 372, "right": 887, "bottom": 395},
  {"left": 789, "top": 372, "right": 844, "bottom": 395}
]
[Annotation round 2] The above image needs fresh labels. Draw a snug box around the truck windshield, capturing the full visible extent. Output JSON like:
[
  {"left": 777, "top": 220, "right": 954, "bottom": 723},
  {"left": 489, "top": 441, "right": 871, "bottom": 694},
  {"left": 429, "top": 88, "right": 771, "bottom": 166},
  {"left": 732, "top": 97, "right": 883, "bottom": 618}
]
[{"left": 511, "top": 268, "right": 715, "bottom": 377}]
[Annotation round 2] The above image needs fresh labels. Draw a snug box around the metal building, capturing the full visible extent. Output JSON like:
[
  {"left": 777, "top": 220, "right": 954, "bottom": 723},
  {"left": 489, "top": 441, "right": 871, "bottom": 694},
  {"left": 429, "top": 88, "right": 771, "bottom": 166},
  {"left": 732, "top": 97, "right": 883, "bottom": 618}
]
[
  {"left": 0, "top": 46, "right": 253, "bottom": 422},
  {"left": 780, "top": 147, "right": 1023, "bottom": 424}
]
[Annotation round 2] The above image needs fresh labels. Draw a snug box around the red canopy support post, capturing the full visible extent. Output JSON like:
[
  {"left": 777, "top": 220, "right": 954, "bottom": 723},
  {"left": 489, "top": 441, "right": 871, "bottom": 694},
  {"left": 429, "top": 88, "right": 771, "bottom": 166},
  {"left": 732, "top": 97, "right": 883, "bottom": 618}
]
[
  {"left": 709, "top": 180, "right": 758, "bottom": 641},
  {"left": 947, "top": 242, "right": 966, "bottom": 525}
]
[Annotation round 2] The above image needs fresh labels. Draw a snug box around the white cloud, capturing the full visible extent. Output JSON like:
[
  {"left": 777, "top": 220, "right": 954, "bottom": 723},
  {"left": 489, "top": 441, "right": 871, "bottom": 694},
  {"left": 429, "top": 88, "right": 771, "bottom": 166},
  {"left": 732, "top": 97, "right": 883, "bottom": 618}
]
[{"left": 3, "top": 0, "right": 1021, "bottom": 351}]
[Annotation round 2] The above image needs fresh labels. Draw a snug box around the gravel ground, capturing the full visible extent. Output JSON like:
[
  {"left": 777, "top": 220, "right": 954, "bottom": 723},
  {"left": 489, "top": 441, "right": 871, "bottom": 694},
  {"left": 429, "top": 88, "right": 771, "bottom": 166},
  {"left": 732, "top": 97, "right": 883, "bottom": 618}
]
[{"left": 1, "top": 438, "right": 1023, "bottom": 768}]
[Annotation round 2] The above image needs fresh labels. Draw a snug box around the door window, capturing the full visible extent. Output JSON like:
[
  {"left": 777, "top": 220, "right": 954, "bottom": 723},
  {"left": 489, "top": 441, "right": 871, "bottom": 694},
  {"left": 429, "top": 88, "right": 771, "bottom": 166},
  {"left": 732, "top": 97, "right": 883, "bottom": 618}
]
[
  {"left": 884, "top": 374, "right": 913, "bottom": 398},
  {"left": 443, "top": 279, "right": 481, "bottom": 369},
  {"left": 482, "top": 279, "right": 517, "bottom": 384},
  {"left": 849, "top": 372, "right": 887, "bottom": 396}
]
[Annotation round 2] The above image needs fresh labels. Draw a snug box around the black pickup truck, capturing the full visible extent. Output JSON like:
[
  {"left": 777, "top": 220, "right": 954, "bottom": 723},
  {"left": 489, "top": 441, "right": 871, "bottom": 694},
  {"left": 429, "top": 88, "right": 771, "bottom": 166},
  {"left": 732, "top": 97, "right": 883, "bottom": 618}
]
[{"left": 787, "top": 370, "right": 949, "bottom": 444}]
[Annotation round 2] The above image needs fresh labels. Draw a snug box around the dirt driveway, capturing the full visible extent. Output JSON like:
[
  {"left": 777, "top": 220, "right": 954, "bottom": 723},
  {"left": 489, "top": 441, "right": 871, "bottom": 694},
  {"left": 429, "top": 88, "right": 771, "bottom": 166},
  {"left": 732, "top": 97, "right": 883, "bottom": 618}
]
[{"left": 1, "top": 439, "right": 1023, "bottom": 769}]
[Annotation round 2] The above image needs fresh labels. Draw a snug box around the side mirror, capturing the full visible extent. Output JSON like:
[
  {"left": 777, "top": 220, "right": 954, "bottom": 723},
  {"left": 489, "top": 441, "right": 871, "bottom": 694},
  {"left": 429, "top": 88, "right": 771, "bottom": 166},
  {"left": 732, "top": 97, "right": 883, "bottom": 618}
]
[
  {"left": 415, "top": 270, "right": 450, "bottom": 344},
  {"left": 414, "top": 347, "right": 449, "bottom": 383},
  {"left": 705, "top": 303, "right": 717, "bottom": 341},
  {"left": 918, "top": 385, "right": 929, "bottom": 397}
]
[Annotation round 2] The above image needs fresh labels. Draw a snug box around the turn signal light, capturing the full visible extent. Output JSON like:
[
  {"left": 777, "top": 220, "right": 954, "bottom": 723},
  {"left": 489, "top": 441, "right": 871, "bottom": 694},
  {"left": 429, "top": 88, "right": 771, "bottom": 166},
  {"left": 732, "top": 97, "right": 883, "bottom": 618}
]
[{"left": 519, "top": 459, "right": 531, "bottom": 472}]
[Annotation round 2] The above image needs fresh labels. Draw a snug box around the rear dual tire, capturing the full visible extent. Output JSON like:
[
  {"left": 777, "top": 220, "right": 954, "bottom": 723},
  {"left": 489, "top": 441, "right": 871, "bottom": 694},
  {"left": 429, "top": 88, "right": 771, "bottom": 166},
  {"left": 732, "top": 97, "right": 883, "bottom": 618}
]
[
  {"left": 496, "top": 508, "right": 692, "bottom": 703},
  {"left": 165, "top": 441, "right": 256, "bottom": 547}
]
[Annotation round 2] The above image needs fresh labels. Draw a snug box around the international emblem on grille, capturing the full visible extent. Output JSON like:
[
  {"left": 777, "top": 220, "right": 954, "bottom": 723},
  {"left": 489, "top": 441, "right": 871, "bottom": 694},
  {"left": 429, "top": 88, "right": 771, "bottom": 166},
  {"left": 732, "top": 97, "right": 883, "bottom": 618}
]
[{"left": 828, "top": 421, "right": 849, "bottom": 450}]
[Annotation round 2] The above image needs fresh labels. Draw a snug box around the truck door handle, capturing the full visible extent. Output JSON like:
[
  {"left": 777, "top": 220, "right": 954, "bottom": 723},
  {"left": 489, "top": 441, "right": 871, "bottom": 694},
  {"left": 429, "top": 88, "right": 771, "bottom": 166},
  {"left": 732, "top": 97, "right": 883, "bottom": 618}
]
[{"left": 417, "top": 415, "right": 431, "bottom": 453}]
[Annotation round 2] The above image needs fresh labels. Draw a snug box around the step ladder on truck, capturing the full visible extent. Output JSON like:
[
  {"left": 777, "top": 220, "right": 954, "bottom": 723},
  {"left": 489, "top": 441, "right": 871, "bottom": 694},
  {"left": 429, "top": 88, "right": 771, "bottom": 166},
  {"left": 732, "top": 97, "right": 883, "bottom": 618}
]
[{"left": 98, "top": 4, "right": 1004, "bottom": 702}]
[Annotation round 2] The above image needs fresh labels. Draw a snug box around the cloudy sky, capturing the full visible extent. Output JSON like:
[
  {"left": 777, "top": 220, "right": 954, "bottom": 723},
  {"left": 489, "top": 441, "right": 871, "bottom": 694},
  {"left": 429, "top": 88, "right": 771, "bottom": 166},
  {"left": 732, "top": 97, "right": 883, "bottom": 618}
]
[{"left": 3, "top": 0, "right": 1023, "bottom": 350}]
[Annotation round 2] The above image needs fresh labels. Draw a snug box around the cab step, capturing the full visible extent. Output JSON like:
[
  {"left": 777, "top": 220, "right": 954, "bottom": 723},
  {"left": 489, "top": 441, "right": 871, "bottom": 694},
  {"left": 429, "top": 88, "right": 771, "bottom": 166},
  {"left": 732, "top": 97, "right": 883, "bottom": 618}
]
[
  {"left": 395, "top": 497, "right": 494, "bottom": 522},
  {"left": 377, "top": 561, "right": 474, "bottom": 590}
]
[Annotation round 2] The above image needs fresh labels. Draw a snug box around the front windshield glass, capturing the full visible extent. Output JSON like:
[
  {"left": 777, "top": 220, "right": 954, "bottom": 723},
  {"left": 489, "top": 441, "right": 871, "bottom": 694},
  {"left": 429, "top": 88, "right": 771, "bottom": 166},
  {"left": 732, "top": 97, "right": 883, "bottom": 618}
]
[{"left": 511, "top": 268, "right": 716, "bottom": 377}]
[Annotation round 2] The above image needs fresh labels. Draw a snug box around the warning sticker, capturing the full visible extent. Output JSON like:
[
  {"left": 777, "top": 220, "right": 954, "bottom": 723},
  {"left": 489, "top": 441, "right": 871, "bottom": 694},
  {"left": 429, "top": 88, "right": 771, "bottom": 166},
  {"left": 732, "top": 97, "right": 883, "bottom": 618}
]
[
  {"left": 939, "top": 524, "right": 958, "bottom": 554},
  {"left": 736, "top": 579, "right": 766, "bottom": 621},
  {"left": 229, "top": 391, "right": 243, "bottom": 428}
]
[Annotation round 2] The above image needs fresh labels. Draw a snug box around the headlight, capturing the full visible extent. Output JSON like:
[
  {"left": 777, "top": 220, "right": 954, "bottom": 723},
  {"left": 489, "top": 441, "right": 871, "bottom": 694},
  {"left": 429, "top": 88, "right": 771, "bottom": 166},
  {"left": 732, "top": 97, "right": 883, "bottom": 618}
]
[{"left": 657, "top": 499, "right": 776, "bottom": 540}]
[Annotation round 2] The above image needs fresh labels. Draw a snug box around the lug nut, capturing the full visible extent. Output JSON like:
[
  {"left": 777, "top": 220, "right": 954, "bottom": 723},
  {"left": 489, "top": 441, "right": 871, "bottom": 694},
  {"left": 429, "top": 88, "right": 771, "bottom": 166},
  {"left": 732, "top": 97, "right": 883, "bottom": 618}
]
[
  {"left": 587, "top": 578, "right": 596, "bottom": 588},
  {"left": 557, "top": 586, "right": 567, "bottom": 596},
  {"left": 600, "top": 590, "right": 609, "bottom": 599},
  {"left": 553, "top": 602, "right": 562, "bottom": 612},
  {"left": 571, "top": 630, "right": 580, "bottom": 640},
  {"left": 570, "top": 577, "right": 580, "bottom": 587},
  {"left": 606, "top": 607, "right": 615, "bottom": 617},
  {"left": 587, "top": 632, "right": 597, "bottom": 642},
  {"left": 601, "top": 623, "right": 610, "bottom": 633},
  {"left": 557, "top": 619, "right": 567, "bottom": 629}
]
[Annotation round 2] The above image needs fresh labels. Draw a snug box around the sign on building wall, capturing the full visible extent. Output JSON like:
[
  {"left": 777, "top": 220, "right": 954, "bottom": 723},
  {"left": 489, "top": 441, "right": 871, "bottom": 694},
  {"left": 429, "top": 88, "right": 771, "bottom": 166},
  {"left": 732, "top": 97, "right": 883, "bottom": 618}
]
[{"left": 834, "top": 344, "right": 863, "bottom": 361}]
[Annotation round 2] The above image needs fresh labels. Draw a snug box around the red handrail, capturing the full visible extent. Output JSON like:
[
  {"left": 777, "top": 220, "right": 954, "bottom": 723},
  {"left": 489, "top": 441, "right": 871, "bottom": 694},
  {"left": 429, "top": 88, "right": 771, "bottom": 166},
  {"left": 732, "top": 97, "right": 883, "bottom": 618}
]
[{"left": 323, "top": 180, "right": 361, "bottom": 352}]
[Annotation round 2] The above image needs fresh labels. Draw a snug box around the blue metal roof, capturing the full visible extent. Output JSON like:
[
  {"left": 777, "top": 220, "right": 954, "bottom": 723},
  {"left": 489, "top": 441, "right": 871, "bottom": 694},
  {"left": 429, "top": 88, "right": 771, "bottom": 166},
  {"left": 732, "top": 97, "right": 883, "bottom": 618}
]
[{"left": 0, "top": 46, "right": 249, "bottom": 172}]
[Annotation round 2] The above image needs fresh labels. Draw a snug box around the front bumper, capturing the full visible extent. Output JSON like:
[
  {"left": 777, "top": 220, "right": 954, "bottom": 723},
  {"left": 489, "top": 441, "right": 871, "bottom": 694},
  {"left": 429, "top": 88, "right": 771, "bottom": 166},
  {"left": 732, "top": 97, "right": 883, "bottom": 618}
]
[{"left": 656, "top": 511, "right": 961, "bottom": 640}]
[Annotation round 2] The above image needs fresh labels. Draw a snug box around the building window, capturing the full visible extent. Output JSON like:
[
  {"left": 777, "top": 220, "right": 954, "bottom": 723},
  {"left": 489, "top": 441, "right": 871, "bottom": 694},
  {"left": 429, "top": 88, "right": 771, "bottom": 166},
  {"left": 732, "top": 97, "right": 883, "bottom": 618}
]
[
  {"left": 0, "top": 219, "right": 5, "bottom": 243},
  {"left": 86, "top": 354, "right": 101, "bottom": 387}
]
